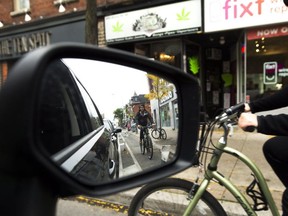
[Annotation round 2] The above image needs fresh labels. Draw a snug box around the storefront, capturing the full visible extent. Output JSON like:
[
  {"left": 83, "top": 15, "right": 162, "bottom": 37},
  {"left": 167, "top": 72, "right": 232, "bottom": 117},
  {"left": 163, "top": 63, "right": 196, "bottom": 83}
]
[
  {"left": 246, "top": 24, "right": 288, "bottom": 103},
  {"left": 104, "top": 0, "right": 202, "bottom": 128},
  {"left": 0, "top": 13, "right": 85, "bottom": 88},
  {"left": 204, "top": 0, "right": 288, "bottom": 116},
  {"left": 104, "top": 0, "right": 247, "bottom": 119},
  {"left": 105, "top": 0, "right": 288, "bottom": 119}
]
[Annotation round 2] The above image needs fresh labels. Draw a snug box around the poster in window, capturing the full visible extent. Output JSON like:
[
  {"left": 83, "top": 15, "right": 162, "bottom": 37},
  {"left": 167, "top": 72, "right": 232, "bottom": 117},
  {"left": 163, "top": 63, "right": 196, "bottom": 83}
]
[{"left": 263, "top": 62, "right": 277, "bottom": 85}]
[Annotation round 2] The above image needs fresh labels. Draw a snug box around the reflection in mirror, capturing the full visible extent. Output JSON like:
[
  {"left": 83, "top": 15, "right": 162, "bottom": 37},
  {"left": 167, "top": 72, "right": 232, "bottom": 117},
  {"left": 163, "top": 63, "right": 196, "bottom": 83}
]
[{"left": 36, "top": 58, "right": 178, "bottom": 185}]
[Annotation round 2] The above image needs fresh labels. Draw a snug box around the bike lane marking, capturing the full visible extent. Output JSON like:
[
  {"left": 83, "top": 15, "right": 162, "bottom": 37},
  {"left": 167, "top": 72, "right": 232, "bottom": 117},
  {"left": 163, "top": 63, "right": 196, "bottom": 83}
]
[{"left": 118, "top": 133, "right": 142, "bottom": 177}]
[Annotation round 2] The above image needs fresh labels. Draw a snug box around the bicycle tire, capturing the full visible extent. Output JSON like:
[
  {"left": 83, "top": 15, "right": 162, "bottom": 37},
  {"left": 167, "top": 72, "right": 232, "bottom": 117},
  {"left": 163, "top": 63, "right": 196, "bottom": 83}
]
[
  {"left": 128, "top": 178, "right": 227, "bottom": 216},
  {"left": 151, "top": 129, "right": 160, "bottom": 139},
  {"left": 159, "top": 128, "right": 167, "bottom": 140},
  {"left": 115, "top": 143, "right": 120, "bottom": 178},
  {"left": 146, "top": 136, "right": 153, "bottom": 160},
  {"left": 140, "top": 140, "right": 145, "bottom": 155}
]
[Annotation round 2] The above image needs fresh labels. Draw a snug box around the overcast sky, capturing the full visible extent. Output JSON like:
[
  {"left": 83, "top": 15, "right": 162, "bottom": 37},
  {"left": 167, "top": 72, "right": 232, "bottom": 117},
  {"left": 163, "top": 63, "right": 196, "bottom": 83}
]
[{"left": 62, "top": 58, "right": 150, "bottom": 120}]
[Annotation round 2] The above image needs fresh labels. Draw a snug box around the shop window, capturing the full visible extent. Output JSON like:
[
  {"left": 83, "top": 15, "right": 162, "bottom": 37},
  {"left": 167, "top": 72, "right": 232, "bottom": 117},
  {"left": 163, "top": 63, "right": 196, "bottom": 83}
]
[
  {"left": 152, "top": 42, "right": 181, "bottom": 68},
  {"left": 160, "top": 104, "right": 171, "bottom": 127},
  {"left": 246, "top": 26, "right": 288, "bottom": 102},
  {"left": 135, "top": 40, "right": 182, "bottom": 68},
  {"left": 13, "top": 0, "right": 30, "bottom": 12}
]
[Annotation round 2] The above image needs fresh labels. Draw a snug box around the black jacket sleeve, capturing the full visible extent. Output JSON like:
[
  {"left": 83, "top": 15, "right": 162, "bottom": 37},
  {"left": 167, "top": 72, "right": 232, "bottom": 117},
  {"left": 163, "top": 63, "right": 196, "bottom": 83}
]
[
  {"left": 135, "top": 113, "right": 139, "bottom": 125},
  {"left": 249, "top": 85, "right": 288, "bottom": 113},
  {"left": 257, "top": 114, "right": 288, "bottom": 136}
]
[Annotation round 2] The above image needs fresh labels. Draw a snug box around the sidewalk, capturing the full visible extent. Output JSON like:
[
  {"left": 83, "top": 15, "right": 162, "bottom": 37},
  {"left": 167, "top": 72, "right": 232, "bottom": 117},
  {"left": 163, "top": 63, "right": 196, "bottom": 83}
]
[{"left": 105, "top": 127, "right": 285, "bottom": 215}]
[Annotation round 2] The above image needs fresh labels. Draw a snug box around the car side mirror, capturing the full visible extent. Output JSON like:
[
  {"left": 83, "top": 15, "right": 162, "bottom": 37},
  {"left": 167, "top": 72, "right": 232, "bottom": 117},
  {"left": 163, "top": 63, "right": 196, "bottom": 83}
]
[{"left": 0, "top": 43, "right": 200, "bottom": 197}]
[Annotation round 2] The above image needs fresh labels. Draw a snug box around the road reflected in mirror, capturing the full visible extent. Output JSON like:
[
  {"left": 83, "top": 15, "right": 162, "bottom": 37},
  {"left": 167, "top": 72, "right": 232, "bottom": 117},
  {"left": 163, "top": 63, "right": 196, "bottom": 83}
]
[{"left": 36, "top": 58, "right": 179, "bottom": 185}]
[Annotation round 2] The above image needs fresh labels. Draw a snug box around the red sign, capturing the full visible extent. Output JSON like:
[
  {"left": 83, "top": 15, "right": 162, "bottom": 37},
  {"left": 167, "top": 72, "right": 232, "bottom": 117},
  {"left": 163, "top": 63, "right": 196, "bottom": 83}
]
[{"left": 247, "top": 25, "right": 288, "bottom": 40}]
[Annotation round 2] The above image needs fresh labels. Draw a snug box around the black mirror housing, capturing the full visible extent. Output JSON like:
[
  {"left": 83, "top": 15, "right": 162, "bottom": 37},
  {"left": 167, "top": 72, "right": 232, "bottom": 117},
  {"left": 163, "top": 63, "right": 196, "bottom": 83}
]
[{"left": 0, "top": 43, "right": 200, "bottom": 197}]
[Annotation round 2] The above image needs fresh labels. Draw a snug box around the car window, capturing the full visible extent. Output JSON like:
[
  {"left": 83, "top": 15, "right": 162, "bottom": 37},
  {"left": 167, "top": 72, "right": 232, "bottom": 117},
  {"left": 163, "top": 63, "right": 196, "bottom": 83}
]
[
  {"left": 77, "top": 83, "right": 102, "bottom": 131},
  {"left": 36, "top": 60, "right": 102, "bottom": 155},
  {"left": 104, "top": 119, "right": 114, "bottom": 132}
]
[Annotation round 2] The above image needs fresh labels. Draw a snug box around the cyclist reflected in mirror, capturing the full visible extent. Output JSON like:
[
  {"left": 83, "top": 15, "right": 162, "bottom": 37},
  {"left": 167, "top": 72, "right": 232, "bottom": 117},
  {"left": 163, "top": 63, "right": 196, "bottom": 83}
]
[{"left": 135, "top": 104, "right": 156, "bottom": 159}]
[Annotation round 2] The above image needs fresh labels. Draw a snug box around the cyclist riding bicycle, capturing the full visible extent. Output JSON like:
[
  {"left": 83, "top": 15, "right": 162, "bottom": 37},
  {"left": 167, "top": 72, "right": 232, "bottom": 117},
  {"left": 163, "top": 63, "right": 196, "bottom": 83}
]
[
  {"left": 135, "top": 104, "right": 155, "bottom": 146},
  {"left": 238, "top": 85, "right": 288, "bottom": 216}
]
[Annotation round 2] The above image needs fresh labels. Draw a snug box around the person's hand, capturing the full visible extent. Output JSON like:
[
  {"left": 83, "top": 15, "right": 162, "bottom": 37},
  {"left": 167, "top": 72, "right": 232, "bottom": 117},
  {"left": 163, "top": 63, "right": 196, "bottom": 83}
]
[
  {"left": 238, "top": 113, "right": 258, "bottom": 130},
  {"left": 137, "top": 125, "right": 142, "bottom": 129}
]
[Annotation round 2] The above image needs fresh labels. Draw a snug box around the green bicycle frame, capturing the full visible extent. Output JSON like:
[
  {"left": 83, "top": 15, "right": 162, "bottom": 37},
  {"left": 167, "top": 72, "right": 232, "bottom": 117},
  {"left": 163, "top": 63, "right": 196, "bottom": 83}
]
[{"left": 183, "top": 126, "right": 280, "bottom": 216}]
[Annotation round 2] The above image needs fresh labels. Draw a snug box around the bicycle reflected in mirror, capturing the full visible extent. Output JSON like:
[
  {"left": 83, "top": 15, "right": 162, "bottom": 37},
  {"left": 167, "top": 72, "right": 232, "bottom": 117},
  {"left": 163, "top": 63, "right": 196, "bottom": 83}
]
[{"left": 151, "top": 127, "right": 167, "bottom": 140}]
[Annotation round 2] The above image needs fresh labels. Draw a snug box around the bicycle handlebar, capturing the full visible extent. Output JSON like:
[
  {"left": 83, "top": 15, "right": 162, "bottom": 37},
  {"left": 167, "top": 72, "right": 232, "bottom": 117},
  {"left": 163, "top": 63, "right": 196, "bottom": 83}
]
[
  {"left": 243, "top": 125, "right": 256, "bottom": 132},
  {"left": 216, "top": 102, "right": 244, "bottom": 122},
  {"left": 215, "top": 102, "right": 256, "bottom": 132},
  {"left": 224, "top": 102, "right": 245, "bottom": 116}
]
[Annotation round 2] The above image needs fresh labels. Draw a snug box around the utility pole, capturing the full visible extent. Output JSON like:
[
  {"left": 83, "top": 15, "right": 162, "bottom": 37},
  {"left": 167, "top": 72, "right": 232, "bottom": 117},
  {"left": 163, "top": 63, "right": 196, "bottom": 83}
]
[{"left": 85, "top": 0, "right": 98, "bottom": 44}]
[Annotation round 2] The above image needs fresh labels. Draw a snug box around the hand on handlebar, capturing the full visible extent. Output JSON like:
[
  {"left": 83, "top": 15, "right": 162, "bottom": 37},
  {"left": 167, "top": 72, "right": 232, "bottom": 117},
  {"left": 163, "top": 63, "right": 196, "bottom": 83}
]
[{"left": 238, "top": 112, "right": 257, "bottom": 132}]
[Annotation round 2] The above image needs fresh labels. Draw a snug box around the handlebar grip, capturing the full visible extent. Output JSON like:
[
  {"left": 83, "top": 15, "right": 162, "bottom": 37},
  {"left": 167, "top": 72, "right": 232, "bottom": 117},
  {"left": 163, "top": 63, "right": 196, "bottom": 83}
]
[
  {"left": 225, "top": 102, "right": 245, "bottom": 115},
  {"left": 243, "top": 126, "right": 256, "bottom": 132}
]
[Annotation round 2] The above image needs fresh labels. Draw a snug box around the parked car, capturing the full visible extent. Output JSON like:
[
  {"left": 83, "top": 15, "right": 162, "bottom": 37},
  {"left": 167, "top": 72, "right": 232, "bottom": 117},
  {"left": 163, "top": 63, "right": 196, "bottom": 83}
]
[
  {"left": 0, "top": 43, "right": 200, "bottom": 216},
  {"left": 103, "top": 119, "right": 122, "bottom": 178},
  {"left": 35, "top": 58, "right": 120, "bottom": 183}
]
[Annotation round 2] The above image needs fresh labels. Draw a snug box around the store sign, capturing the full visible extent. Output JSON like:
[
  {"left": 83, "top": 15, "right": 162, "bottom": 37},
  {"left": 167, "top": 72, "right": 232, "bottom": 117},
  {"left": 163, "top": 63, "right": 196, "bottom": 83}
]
[
  {"left": 263, "top": 62, "right": 277, "bottom": 84},
  {"left": 0, "top": 31, "right": 51, "bottom": 59},
  {"left": 247, "top": 24, "right": 288, "bottom": 40},
  {"left": 205, "top": 0, "right": 288, "bottom": 32},
  {"left": 160, "top": 91, "right": 173, "bottom": 104},
  {"left": 104, "top": 0, "right": 201, "bottom": 44}
]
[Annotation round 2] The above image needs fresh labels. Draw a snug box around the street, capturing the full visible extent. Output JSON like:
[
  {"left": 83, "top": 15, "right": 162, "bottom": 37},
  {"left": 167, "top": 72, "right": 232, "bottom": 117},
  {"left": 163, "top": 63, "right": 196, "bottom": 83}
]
[
  {"left": 118, "top": 130, "right": 164, "bottom": 177},
  {"left": 56, "top": 129, "right": 176, "bottom": 216},
  {"left": 57, "top": 129, "right": 284, "bottom": 216},
  {"left": 56, "top": 198, "right": 128, "bottom": 216}
]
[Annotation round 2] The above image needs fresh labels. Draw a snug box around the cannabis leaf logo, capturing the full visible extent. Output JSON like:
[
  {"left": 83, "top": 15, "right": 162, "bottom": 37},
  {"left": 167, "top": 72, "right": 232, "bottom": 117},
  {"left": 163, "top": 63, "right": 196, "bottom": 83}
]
[
  {"left": 188, "top": 56, "right": 199, "bottom": 75},
  {"left": 177, "top": 8, "right": 190, "bottom": 21},
  {"left": 112, "top": 21, "right": 123, "bottom": 32}
]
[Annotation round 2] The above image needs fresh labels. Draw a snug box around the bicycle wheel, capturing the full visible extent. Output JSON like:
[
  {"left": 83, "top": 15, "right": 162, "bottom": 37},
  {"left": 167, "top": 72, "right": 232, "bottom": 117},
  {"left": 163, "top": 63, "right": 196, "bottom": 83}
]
[
  {"left": 140, "top": 140, "right": 145, "bottom": 155},
  {"left": 146, "top": 136, "right": 153, "bottom": 160},
  {"left": 151, "top": 129, "right": 160, "bottom": 139},
  {"left": 128, "top": 178, "right": 227, "bottom": 216},
  {"left": 159, "top": 128, "right": 167, "bottom": 140}
]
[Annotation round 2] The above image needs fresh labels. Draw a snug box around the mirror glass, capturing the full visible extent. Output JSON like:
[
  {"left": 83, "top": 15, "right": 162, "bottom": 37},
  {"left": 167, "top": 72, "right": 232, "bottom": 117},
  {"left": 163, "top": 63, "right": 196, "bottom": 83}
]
[{"left": 36, "top": 58, "right": 179, "bottom": 185}]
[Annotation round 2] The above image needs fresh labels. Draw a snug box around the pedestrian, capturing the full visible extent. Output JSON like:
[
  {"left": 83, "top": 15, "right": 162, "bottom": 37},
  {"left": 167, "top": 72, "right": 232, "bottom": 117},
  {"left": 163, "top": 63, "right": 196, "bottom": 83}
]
[
  {"left": 238, "top": 85, "right": 288, "bottom": 216},
  {"left": 135, "top": 104, "right": 155, "bottom": 145}
]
